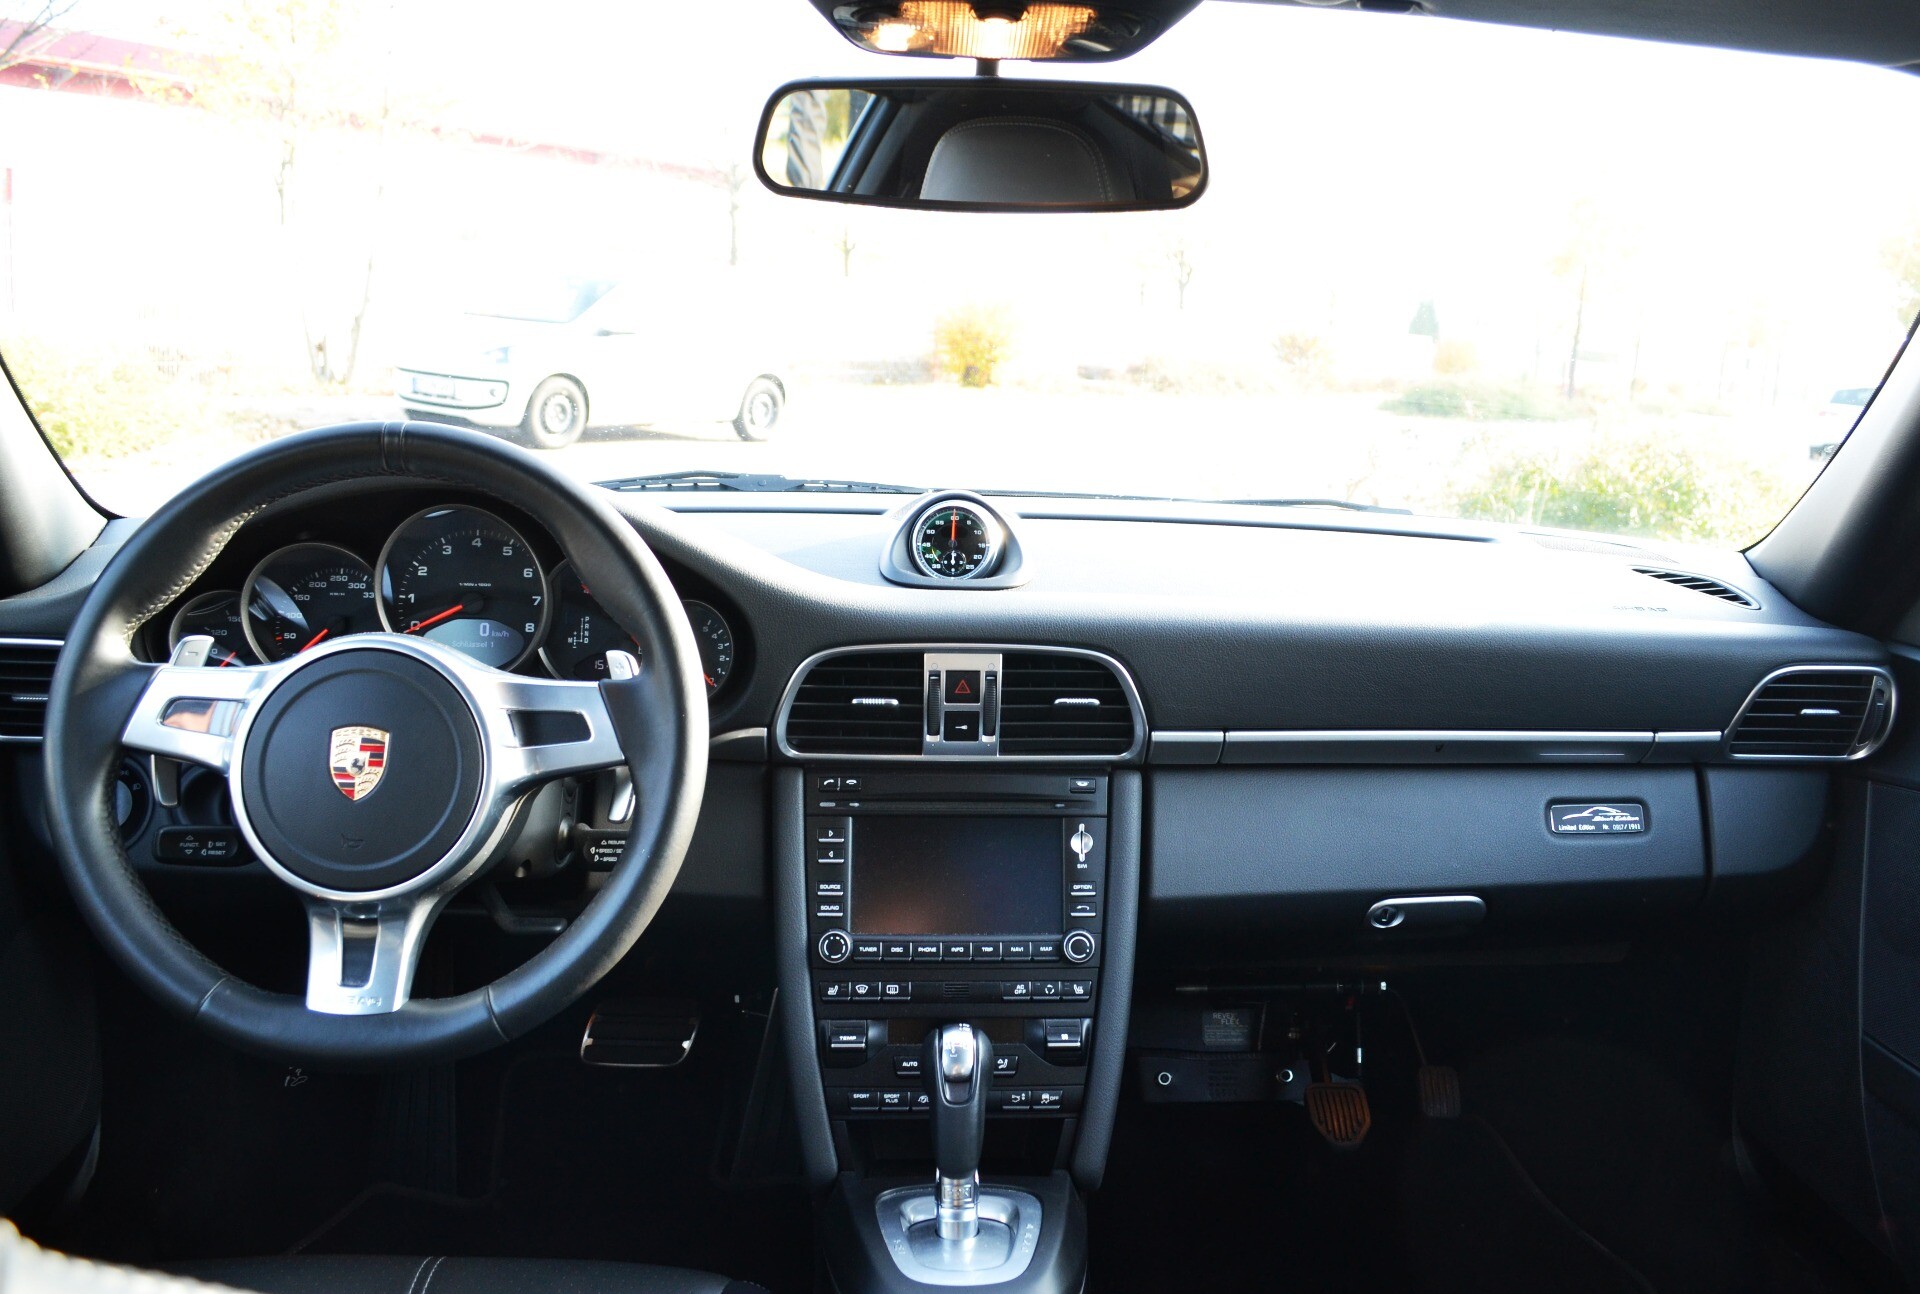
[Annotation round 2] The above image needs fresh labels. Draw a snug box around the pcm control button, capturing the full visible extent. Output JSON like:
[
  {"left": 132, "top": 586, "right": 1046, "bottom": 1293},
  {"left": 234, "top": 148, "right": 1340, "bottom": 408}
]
[
  {"left": 818, "top": 930, "right": 852, "bottom": 964},
  {"left": 1063, "top": 931, "right": 1096, "bottom": 963}
]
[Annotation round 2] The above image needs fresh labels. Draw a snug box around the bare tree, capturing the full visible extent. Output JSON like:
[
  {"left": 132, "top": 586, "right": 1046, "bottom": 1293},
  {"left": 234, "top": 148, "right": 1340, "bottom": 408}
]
[
  {"left": 835, "top": 226, "right": 856, "bottom": 279},
  {"left": 726, "top": 163, "right": 748, "bottom": 268},
  {"left": 150, "top": 0, "right": 388, "bottom": 387},
  {"left": 0, "top": 0, "right": 79, "bottom": 74},
  {"left": 1169, "top": 244, "right": 1195, "bottom": 310}
]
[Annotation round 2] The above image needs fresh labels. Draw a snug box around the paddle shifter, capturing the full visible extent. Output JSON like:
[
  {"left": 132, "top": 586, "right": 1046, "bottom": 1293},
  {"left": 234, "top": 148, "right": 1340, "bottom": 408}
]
[{"left": 928, "top": 1022, "right": 992, "bottom": 1241}]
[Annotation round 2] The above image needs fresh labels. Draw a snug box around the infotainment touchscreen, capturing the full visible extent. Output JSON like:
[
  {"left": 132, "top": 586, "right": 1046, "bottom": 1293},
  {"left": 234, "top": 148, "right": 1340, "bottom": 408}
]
[{"left": 851, "top": 816, "right": 1060, "bottom": 936}]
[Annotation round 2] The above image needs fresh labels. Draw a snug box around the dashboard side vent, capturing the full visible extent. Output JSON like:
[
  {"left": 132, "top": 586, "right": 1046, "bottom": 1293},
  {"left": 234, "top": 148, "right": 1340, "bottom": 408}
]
[
  {"left": 784, "top": 650, "right": 925, "bottom": 755},
  {"left": 1728, "top": 667, "right": 1894, "bottom": 759},
  {"left": 998, "top": 652, "right": 1137, "bottom": 756},
  {"left": 0, "top": 640, "right": 61, "bottom": 741},
  {"left": 1632, "top": 566, "right": 1759, "bottom": 609}
]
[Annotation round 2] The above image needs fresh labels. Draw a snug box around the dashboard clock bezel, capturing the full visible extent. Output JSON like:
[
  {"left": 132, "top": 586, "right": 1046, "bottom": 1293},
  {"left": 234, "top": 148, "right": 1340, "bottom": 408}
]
[{"left": 907, "top": 498, "right": 1005, "bottom": 582}]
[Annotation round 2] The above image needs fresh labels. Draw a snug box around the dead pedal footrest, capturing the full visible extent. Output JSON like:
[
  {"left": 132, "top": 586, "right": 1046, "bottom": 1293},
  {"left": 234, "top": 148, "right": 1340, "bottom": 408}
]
[
  {"left": 1306, "top": 1082, "right": 1371, "bottom": 1149},
  {"left": 580, "top": 999, "right": 699, "bottom": 1068}
]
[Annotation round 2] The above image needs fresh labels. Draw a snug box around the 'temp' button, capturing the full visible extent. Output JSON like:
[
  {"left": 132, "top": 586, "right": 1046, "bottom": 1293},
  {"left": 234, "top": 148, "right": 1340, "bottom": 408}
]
[{"left": 155, "top": 826, "right": 244, "bottom": 865}]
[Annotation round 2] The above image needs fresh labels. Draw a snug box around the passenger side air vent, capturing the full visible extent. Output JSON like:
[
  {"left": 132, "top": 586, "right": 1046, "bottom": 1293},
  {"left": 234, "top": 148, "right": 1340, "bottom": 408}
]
[
  {"left": 0, "top": 640, "right": 61, "bottom": 741},
  {"left": 1728, "top": 666, "right": 1894, "bottom": 759},
  {"left": 1632, "top": 566, "right": 1759, "bottom": 609},
  {"left": 784, "top": 650, "right": 925, "bottom": 755},
  {"left": 998, "top": 652, "right": 1137, "bottom": 756}
]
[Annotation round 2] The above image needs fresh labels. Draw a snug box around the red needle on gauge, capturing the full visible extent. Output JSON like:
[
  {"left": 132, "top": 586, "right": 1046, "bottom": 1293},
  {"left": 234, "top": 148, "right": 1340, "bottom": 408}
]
[
  {"left": 407, "top": 599, "right": 476, "bottom": 635},
  {"left": 298, "top": 628, "right": 330, "bottom": 652}
]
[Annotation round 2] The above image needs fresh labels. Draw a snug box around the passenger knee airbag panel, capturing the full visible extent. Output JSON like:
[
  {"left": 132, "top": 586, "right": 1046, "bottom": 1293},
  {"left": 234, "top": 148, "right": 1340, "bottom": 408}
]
[{"left": 1147, "top": 767, "right": 1708, "bottom": 951}]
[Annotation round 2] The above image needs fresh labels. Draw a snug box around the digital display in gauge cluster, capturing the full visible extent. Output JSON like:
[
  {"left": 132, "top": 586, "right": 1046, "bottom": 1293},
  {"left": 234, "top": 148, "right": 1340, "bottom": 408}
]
[{"left": 167, "top": 503, "right": 739, "bottom": 698}]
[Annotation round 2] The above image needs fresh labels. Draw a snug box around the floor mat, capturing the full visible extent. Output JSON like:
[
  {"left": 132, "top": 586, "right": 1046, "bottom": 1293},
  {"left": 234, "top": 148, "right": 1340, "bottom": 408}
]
[
  {"left": 297, "top": 1048, "right": 813, "bottom": 1294},
  {"left": 1402, "top": 1116, "right": 1652, "bottom": 1294}
]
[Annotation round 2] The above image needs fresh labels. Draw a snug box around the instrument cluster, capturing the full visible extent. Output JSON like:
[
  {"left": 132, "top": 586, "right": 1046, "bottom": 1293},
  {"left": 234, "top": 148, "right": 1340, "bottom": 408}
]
[{"left": 159, "top": 502, "right": 738, "bottom": 697}]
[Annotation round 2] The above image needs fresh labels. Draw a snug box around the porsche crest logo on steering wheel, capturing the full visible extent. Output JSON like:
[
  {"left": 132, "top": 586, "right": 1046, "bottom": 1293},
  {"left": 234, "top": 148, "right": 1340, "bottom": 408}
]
[{"left": 328, "top": 726, "right": 390, "bottom": 802}]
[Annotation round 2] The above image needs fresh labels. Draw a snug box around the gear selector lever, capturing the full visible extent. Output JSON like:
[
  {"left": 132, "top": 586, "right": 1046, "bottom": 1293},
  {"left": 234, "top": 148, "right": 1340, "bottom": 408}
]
[{"left": 927, "top": 1022, "right": 992, "bottom": 1241}]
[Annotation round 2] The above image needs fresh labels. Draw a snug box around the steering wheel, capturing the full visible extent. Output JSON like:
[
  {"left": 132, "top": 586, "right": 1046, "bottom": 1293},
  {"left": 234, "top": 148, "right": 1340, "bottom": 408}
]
[{"left": 41, "top": 423, "right": 709, "bottom": 1066}]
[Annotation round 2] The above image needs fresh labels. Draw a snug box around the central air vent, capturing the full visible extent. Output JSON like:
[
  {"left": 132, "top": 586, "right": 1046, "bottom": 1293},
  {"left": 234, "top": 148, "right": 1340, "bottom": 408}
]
[
  {"left": 998, "top": 652, "right": 1136, "bottom": 756},
  {"left": 1632, "top": 566, "right": 1759, "bottom": 609},
  {"left": 1728, "top": 667, "right": 1894, "bottom": 758},
  {"left": 0, "top": 640, "right": 61, "bottom": 741},
  {"left": 784, "top": 650, "right": 925, "bottom": 755}
]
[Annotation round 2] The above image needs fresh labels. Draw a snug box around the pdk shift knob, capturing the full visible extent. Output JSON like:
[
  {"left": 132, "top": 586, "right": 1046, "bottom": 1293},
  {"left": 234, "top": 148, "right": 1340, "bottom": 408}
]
[{"left": 927, "top": 1022, "right": 992, "bottom": 1240}]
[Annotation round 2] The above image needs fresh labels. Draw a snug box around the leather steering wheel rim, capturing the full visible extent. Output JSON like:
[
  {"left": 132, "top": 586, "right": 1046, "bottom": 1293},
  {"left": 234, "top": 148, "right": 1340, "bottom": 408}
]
[{"left": 42, "top": 422, "right": 709, "bottom": 1067}]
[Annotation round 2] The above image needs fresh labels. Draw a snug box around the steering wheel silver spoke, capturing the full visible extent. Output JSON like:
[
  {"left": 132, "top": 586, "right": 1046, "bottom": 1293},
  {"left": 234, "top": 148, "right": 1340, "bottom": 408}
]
[
  {"left": 455, "top": 661, "right": 630, "bottom": 790},
  {"left": 120, "top": 654, "right": 272, "bottom": 771},
  {"left": 304, "top": 891, "right": 448, "bottom": 1015}
]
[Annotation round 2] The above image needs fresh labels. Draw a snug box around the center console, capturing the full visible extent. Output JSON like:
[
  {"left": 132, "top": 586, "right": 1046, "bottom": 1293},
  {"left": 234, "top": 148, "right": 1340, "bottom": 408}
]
[
  {"left": 776, "top": 757, "right": 1139, "bottom": 1294},
  {"left": 806, "top": 769, "right": 1108, "bottom": 1123}
]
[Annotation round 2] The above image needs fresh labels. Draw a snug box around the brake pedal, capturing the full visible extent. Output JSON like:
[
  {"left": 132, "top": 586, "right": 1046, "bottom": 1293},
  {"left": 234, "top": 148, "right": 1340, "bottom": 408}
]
[
  {"left": 1305, "top": 1082, "right": 1371, "bottom": 1149},
  {"left": 1418, "top": 1065, "right": 1461, "bottom": 1119}
]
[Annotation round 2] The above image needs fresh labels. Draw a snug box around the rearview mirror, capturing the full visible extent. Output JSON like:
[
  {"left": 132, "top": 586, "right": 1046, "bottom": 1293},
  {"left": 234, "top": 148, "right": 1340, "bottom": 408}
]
[{"left": 754, "top": 78, "right": 1206, "bottom": 213}]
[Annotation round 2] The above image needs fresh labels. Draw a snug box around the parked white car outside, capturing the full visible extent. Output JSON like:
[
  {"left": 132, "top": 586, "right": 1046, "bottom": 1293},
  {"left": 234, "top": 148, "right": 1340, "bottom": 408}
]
[{"left": 395, "top": 277, "right": 786, "bottom": 449}]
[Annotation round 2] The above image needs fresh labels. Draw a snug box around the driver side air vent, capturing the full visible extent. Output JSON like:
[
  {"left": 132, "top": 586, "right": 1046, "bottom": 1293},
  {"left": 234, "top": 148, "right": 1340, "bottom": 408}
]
[
  {"left": 784, "top": 650, "right": 925, "bottom": 755},
  {"left": 998, "top": 652, "right": 1136, "bottom": 756},
  {"left": 1728, "top": 666, "right": 1895, "bottom": 759},
  {"left": 1632, "top": 566, "right": 1759, "bottom": 609},
  {"left": 0, "top": 640, "right": 61, "bottom": 741}
]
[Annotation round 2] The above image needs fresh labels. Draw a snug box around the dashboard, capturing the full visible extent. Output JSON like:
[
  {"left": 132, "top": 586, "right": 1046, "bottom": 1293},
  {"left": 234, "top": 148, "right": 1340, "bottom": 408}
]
[{"left": 139, "top": 491, "right": 747, "bottom": 698}]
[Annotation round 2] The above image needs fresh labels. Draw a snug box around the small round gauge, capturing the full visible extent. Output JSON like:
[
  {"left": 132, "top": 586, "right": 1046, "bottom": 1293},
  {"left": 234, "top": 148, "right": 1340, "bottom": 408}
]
[
  {"left": 682, "top": 600, "right": 736, "bottom": 697},
  {"left": 168, "top": 590, "right": 257, "bottom": 667},
  {"left": 540, "top": 560, "right": 641, "bottom": 681},
  {"left": 910, "top": 501, "right": 1001, "bottom": 580},
  {"left": 242, "top": 543, "right": 382, "bottom": 662},
  {"left": 540, "top": 562, "right": 735, "bottom": 697},
  {"left": 379, "top": 506, "right": 548, "bottom": 669}
]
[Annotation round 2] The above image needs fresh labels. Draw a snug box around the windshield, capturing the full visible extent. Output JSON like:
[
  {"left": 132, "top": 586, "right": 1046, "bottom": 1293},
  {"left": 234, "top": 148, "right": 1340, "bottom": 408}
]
[
  {"left": 2, "top": 0, "right": 1915, "bottom": 543},
  {"left": 467, "top": 279, "right": 616, "bottom": 325}
]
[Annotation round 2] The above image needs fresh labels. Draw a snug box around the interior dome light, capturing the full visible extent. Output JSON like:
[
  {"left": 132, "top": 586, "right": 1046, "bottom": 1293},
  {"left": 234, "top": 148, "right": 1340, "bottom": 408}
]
[{"left": 843, "top": 2, "right": 1099, "bottom": 61}]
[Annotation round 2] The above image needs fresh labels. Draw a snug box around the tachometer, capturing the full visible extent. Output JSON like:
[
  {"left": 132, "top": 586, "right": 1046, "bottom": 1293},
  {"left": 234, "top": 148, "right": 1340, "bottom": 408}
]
[
  {"left": 378, "top": 506, "right": 547, "bottom": 669},
  {"left": 910, "top": 501, "right": 1001, "bottom": 580},
  {"left": 168, "top": 590, "right": 257, "bottom": 666},
  {"left": 242, "top": 544, "right": 381, "bottom": 662},
  {"left": 541, "top": 561, "right": 734, "bottom": 696}
]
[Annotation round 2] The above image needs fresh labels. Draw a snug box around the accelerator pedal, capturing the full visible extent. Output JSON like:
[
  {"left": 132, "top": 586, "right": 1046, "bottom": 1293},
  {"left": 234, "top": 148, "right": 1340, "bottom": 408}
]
[
  {"left": 1418, "top": 1065, "right": 1462, "bottom": 1119},
  {"left": 1305, "top": 1082, "right": 1372, "bottom": 1149}
]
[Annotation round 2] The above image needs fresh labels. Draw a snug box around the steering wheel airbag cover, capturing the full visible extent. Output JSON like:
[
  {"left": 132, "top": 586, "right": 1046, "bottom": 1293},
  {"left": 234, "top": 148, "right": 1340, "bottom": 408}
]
[
  {"left": 41, "top": 422, "right": 709, "bottom": 1067},
  {"left": 237, "top": 651, "right": 484, "bottom": 892}
]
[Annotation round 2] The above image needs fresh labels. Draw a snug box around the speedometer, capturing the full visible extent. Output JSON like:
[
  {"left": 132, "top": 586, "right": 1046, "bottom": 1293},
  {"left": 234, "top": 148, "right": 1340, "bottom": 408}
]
[
  {"left": 242, "top": 544, "right": 381, "bottom": 662},
  {"left": 378, "top": 506, "right": 548, "bottom": 669}
]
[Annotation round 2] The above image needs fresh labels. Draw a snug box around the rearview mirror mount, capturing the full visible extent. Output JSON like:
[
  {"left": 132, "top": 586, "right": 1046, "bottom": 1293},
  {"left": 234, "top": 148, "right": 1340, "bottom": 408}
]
[{"left": 754, "top": 78, "right": 1207, "bottom": 214}]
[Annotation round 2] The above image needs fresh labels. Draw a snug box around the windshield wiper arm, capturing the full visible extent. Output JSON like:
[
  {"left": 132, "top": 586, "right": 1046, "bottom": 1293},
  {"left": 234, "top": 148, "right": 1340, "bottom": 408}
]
[
  {"left": 1225, "top": 497, "right": 1412, "bottom": 515},
  {"left": 597, "top": 470, "right": 925, "bottom": 495}
]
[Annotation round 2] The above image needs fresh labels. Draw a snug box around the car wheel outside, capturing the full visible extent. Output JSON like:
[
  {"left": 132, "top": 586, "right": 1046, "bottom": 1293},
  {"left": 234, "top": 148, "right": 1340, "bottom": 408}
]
[
  {"left": 733, "top": 377, "right": 783, "bottom": 442},
  {"left": 522, "top": 377, "right": 588, "bottom": 450}
]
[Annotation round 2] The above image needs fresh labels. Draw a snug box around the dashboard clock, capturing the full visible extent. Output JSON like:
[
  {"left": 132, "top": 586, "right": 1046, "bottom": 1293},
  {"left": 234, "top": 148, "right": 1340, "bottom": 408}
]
[{"left": 910, "top": 501, "right": 1001, "bottom": 580}]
